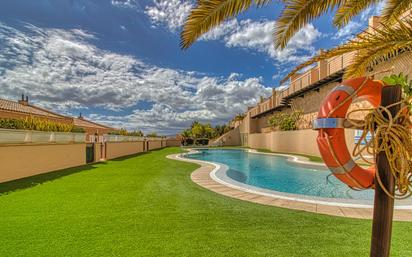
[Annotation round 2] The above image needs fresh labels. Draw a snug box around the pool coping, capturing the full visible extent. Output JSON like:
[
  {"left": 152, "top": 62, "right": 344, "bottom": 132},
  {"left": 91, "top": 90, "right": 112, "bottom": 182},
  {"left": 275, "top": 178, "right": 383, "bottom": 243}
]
[{"left": 168, "top": 149, "right": 412, "bottom": 221}]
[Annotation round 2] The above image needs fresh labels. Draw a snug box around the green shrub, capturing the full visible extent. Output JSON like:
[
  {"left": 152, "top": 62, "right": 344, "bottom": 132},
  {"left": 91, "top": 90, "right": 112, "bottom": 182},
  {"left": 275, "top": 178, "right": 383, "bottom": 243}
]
[
  {"left": 382, "top": 73, "right": 412, "bottom": 97},
  {"left": 71, "top": 126, "right": 85, "bottom": 133},
  {"left": 146, "top": 132, "right": 158, "bottom": 138},
  {"left": 109, "top": 129, "right": 143, "bottom": 136},
  {"left": 267, "top": 110, "right": 303, "bottom": 131},
  {"left": 0, "top": 116, "right": 75, "bottom": 132},
  {"left": 382, "top": 73, "right": 412, "bottom": 113}
]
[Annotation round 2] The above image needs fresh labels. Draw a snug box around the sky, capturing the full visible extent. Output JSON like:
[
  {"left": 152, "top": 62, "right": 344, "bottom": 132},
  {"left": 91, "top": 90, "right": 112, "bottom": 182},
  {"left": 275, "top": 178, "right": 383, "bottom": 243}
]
[{"left": 0, "top": 0, "right": 384, "bottom": 135}]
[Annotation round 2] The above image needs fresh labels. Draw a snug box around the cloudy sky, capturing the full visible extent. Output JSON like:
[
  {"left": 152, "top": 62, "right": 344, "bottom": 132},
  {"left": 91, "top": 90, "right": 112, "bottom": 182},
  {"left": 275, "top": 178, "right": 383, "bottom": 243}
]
[{"left": 0, "top": 0, "right": 383, "bottom": 134}]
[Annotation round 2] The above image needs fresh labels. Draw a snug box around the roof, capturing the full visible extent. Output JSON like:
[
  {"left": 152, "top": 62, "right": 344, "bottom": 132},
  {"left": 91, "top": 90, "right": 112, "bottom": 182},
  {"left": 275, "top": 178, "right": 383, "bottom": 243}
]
[
  {"left": 0, "top": 98, "right": 68, "bottom": 119},
  {"left": 73, "top": 117, "right": 113, "bottom": 130}
]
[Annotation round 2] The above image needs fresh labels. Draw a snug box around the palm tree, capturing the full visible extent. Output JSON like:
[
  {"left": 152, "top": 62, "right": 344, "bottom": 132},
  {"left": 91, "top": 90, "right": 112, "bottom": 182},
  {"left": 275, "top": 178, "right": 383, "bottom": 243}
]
[
  {"left": 282, "top": 17, "right": 412, "bottom": 81},
  {"left": 181, "top": 0, "right": 412, "bottom": 79}
]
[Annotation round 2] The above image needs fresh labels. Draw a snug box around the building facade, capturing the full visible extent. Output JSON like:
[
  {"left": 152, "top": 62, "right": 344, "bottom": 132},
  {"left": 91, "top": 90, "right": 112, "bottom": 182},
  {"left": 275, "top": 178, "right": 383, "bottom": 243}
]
[{"left": 215, "top": 16, "right": 412, "bottom": 156}]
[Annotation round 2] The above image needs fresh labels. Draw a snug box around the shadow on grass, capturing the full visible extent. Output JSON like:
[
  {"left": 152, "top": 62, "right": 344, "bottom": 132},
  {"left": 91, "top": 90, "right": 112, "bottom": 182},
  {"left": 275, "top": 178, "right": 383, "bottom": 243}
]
[
  {"left": 0, "top": 164, "right": 96, "bottom": 196},
  {"left": 109, "top": 147, "right": 167, "bottom": 162},
  {"left": 0, "top": 148, "right": 171, "bottom": 195},
  {"left": 109, "top": 151, "right": 150, "bottom": 162}
]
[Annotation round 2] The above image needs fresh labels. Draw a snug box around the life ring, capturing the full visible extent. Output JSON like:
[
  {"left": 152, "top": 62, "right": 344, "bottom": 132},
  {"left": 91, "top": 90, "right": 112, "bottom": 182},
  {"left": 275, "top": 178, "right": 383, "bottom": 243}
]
[{"left": 313, "top": 77, "right": 384, "bottom": 189}]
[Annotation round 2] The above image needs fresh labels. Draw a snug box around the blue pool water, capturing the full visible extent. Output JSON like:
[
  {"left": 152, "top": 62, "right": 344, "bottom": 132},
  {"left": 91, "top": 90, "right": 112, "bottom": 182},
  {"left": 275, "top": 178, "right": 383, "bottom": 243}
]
[{"left": 187, "top": 149, "right": 374, "bottom": 200}]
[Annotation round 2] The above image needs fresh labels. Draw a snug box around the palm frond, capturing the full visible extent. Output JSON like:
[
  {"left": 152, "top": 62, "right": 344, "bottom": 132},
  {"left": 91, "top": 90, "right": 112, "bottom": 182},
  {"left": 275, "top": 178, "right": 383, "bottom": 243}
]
[
  {"left": 381, "top": 0, "right": 412, "bottom": 24},
  {"left": 180, "top": 0, "right": 271, "bottom": 49},
  {"left": 333, "top": 0, "right": 379, "bottom": 28},
  {"left": 274, "top": 0, "right": 342, "bottom": 49},
  {"left": 281, "top": 18, "right": 412, "bottom": 83}
]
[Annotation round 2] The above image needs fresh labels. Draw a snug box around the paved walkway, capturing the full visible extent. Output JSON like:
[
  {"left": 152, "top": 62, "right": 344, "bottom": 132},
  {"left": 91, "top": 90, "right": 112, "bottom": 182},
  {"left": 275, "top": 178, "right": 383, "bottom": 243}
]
[{"left": 168, "top": 154, "right": 412, "bottom": 221}]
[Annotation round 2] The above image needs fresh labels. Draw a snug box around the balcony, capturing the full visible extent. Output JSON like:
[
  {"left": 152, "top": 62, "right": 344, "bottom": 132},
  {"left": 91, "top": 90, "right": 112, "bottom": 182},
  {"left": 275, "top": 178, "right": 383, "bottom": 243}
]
[{"left": 249, "top": 51, "right": 356, "bottom": 118}]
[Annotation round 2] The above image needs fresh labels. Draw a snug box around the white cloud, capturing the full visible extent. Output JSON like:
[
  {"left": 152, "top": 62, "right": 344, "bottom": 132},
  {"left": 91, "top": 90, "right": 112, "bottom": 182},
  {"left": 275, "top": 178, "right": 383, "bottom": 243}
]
[
  {"left": 143, "top": 1, "right": 321, "bottom": 64},
  {"left": 0, "top": 23, "right": 271, "bottom": 134},
  {"left": 333, "top": 20, "right": 362, "bottom": 40},
  {"left": 144, "top": 0, "right": 193, "bottom": 32},
  {"left": 333, "top": 1, "right": 386, "bottom": 41},
  {"left": 360, "top": 1, "right": 385, "bottom": 22},
  {"left": 200, "top": 19, "right": 239, "bottom": 41},
  {"left": 111, "top": 0, "right": 141, "bottom": 9},
  {"left": 224, "top": 20, "right": 321, "bottom": 63}
]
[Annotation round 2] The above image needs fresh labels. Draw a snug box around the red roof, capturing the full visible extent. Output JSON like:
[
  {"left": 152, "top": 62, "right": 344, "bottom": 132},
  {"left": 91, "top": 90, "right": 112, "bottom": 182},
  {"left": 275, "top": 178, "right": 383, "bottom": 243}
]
[
  {"left": 0, "top": 98, "right": 68, "bottom": 119},
  {"left": 73, "top": 117, "right": 113, "bottom": 130}
]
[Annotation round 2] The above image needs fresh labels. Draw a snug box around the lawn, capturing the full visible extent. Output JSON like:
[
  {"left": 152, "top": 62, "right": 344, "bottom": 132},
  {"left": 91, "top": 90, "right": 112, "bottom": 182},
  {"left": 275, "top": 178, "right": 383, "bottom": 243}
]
[{"left": 0, "top": 147, "right": 411, "bottom": 257}]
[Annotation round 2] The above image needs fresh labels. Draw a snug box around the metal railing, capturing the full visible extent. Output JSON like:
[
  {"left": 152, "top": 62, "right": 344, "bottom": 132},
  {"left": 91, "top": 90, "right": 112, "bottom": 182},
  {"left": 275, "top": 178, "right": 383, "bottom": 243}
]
[{"left": 0, "top": 128, "right": 86, "bottom": 144}]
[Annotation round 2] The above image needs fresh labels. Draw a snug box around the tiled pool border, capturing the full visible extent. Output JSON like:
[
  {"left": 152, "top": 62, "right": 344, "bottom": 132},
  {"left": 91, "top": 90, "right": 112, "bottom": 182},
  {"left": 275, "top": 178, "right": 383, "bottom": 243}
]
[{"left": 168, "top": 149, "right": 412, "bottom": 221}]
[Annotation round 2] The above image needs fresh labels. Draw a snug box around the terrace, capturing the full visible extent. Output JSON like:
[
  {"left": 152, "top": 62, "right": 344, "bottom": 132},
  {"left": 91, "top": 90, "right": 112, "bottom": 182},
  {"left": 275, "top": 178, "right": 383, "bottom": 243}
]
[{"left": 249, "top": 51, "right": 356, "bottom": 119}]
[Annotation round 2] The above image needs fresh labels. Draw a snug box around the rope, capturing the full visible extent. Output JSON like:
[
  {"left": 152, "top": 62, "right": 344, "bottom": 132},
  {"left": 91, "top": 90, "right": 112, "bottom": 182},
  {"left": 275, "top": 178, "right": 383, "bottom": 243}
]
[
  {"left": 322, "top": 72, "right": 412, "bottom": 199},
  {"left": 346, "top": 94, "right": 412, "bottom": 199}
]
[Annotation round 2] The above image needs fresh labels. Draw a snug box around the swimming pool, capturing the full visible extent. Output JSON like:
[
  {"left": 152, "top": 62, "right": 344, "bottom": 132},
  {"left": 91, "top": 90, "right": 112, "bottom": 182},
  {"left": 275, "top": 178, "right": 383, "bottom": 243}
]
[{"left": 186, "top": 149, "right": 374, "bottom": 201}]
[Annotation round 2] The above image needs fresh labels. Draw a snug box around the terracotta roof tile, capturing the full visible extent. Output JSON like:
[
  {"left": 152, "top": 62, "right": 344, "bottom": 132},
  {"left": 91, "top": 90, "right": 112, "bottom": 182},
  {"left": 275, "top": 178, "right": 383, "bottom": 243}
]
[
  {"left": 0, "top": 98, "right": 66, "bottom": 119},
  {"left": 73, "top": 117, "right": 113, "bottom": 130}
]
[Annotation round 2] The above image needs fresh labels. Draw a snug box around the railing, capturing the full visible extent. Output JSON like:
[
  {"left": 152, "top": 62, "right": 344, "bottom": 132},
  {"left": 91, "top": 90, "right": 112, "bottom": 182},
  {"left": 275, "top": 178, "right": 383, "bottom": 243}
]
[
  {"left": 103, "top": 135, "right": 145, "bottom": 142},
  {"left": 0, "top": 128, "right": 86, "bottom": 144},
  {"left": 102, "top": 135, "right": 164, "bottom": 142},
  {"left": 249, "top": 51, "right": 357, "bottom": 118}
]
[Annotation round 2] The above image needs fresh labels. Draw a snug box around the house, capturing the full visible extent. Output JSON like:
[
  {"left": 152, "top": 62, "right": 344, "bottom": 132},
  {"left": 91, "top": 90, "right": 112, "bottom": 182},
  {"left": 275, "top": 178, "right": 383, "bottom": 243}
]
[
  {"left": 73, "top": 114, "right": 114, "bottom": 136},
  {"left": 0, "top": 95, "right": 73, "bottom": 124},
  {"left": 0, "top": 95, "right": 115, "bottom": 138}
]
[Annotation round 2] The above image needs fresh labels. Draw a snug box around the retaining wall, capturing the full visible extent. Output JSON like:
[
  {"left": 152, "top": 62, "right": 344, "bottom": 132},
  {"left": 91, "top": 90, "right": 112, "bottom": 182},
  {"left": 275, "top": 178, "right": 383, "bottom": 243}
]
[
  {"left": 247, "top": 129, "right": 355, "bottom": 156},
  {"left": 166, "top": 139, "right": 181, "bottom": 147},
  {"left": 0, "top": 143, "right": 86, "bottom": 183},
  {"left": 105, "top": 141, "right": 144, "bottom": 160},
  {"left": 147, "top": 140, "right": 162, "bottom": 150},
  {"left": 0, "top": 137, "right": 177, "bottom": 183}
]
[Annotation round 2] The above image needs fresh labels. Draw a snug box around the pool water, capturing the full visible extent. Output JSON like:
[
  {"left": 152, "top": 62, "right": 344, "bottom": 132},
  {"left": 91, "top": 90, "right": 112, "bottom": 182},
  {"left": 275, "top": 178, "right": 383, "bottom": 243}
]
[{"left": 187, "top": 149, "right": 374, "bottom": 200}]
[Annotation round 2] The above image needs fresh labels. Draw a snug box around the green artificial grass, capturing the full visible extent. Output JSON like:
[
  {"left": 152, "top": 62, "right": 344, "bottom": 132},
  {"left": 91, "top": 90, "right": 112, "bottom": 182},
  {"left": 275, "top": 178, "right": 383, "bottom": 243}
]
[{"left": 0, "top": 147, "right": 411, "bottom": 257}]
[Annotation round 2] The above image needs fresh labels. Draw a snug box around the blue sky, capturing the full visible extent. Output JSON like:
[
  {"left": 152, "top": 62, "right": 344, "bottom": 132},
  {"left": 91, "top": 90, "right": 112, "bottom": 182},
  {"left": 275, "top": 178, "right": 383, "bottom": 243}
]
[{"left": 0, "top": 0, "right": 383, "bottom": 134}]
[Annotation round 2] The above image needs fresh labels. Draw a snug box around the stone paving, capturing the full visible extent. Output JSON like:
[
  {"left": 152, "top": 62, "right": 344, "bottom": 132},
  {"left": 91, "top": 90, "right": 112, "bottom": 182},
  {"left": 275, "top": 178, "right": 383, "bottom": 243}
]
[{"left": 168, "top": 154, "right": 412, "bottom": 221}]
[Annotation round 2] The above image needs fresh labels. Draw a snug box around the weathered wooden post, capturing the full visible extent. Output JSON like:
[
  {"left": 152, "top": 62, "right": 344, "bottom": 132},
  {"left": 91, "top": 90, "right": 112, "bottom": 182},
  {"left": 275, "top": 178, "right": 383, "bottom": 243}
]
[{"left": 370, "top": 85, "right": 402, "bottom": 257}]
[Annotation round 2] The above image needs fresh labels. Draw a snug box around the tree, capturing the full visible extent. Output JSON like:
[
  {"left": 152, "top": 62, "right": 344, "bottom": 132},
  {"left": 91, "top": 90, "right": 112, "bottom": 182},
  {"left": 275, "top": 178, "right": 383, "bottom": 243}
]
[
  {"left": 281, "top": 18, "right": 412, "bottom": 81},
  {"left": 146, "top": 132, "right": 158, "bottom": 137},
  {"left": 181, "top": 128, "right": 192, "bottom": 139},
  {"left": 181, "top": 0, "right": 412, "bottom": 80},
  {"left": 233, "top": 113, "right": 245, "bottom": 121}
]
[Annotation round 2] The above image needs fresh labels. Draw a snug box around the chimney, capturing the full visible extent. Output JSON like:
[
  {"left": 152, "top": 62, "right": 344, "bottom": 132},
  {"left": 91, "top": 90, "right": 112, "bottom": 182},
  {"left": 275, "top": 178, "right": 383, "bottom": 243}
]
[{"left": 18, "top": 94, "right": 29, "bottom": 105}]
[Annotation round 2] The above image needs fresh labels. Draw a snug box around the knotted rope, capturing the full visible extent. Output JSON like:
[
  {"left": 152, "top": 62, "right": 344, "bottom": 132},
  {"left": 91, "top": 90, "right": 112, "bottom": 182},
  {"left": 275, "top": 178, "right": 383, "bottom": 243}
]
[
  {"left": 348, "top": 99, "right": 412, "bottom": 199},
  {"left": 340, "top": 75, "right": 412, "bottom": 199}
]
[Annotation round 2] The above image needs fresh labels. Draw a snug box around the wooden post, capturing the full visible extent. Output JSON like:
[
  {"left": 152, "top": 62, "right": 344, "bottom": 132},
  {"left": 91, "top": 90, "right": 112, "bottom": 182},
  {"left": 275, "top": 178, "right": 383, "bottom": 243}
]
[{"left": 370, "top": 85, "right": 402, "bottom": 257}]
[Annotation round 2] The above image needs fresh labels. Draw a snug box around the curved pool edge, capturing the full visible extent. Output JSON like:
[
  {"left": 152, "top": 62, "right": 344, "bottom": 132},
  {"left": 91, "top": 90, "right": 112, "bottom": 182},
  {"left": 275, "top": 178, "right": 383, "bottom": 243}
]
[{"left": 167, "top": 150, "right": 412, "bottom": 221}]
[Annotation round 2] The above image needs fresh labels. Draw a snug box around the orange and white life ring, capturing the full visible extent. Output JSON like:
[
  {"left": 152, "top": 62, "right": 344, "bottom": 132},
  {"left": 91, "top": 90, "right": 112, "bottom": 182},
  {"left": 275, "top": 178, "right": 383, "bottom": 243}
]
[{"left": 313, "top": 77, "right": 384, "bottom": 189}]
